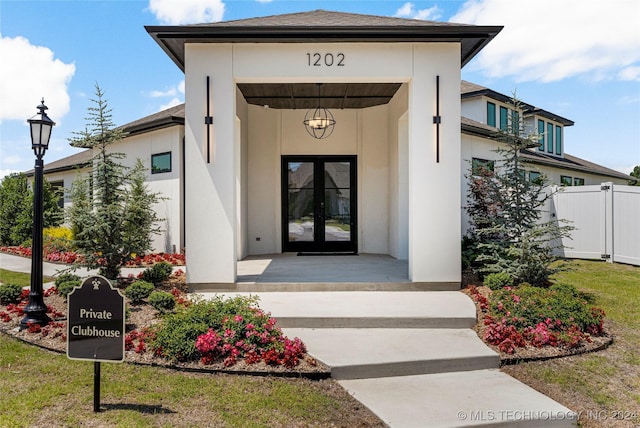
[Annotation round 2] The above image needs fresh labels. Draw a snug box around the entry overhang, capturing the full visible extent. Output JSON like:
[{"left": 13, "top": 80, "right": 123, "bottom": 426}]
[{"left": 146, "top": 10, "right": 502, "bottom": 71}]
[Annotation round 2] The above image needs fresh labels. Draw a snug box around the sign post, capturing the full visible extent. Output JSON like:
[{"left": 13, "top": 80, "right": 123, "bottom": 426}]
[{"left": 67, "top": 275, "right": 125, "bottom": 412}]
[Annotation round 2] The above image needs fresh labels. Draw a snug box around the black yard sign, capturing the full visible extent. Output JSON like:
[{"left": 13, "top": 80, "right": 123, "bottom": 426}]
[{"left": 67, "top": 275, "right": 125, "bottom": 362}]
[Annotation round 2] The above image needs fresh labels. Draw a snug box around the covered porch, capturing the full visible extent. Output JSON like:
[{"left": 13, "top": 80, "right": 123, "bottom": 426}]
[{"left": 188, "top": 254, "right": 460, "bottom": 291}]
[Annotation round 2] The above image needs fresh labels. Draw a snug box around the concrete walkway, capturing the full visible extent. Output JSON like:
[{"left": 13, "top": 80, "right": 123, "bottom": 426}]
[{"left": 203, "top": 290, "right": 578, "bottom": 427}]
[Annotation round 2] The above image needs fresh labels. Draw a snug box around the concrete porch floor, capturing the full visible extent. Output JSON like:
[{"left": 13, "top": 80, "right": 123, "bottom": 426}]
[{"left": 234, "top": 253, "right": 460, "bottom": 292}]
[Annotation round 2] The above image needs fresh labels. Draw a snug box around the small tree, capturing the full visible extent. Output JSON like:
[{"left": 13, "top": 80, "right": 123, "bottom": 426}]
[
  {"left": 465, "top": 95, "right": 572, "bottom": 286},
  {"left": 68, "top": 84, "right": 162, "bottom": 279},
  {"left": 0, "top": 173, "right": 62, "bottom": 246},
  {"left": 630, "top": 165, "right": 640, "bottom": 186}
]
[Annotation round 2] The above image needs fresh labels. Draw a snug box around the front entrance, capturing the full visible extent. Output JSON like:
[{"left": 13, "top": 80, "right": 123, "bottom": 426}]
[{"left": 282, "top": 156, "right": 357, "bottom": 253}]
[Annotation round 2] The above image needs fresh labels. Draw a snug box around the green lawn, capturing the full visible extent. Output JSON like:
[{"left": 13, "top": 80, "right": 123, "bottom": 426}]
[
  {"left": 0, "top": 333, "right": 380, "bottom": 427},
  {"left": 503, "top": 260, "right": 639, "bottom": 427},
  {"left": 0, "top": 269, "right": 54, "bottom": 288}
]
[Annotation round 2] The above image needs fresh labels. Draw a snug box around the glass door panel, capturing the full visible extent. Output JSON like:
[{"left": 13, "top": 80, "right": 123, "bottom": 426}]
[
  {"left": 323, "top": 162, "right": 351, "bottom": 242},
  {"left": 286, "top": 162, "right": 314, "bottom": 243}
]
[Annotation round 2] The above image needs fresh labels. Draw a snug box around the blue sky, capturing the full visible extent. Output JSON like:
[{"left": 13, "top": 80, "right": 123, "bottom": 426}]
[{"left": 1, "top": 0, "right": 639, "bottom": 178}]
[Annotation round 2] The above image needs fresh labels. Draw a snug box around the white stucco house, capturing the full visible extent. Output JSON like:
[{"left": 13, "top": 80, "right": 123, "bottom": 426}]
[{"left": 35, "top": 11, "right": 634, "bottom": 287}]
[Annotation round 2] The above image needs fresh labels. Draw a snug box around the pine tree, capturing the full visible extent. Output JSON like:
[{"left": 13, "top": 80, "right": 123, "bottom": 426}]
[
  {"left": 465, "top": 95, "right": 572, "bottom": 286},
  {"left": 68, "top": 84, "right": 162, "bottom": 279}
]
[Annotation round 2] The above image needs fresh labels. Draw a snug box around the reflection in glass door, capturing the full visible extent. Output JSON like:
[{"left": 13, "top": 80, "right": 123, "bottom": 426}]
[{"left": 282, "top": 156, "right": 357, "bottom": 253}]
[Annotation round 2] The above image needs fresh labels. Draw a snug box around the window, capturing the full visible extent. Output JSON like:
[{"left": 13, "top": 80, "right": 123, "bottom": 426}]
[
  {"left": 511, "top": 110, "right": 520, "bottom": 133},
  {"left": 529, "top": 171, "right": 542, "bottom": 184},
  {"left": 538, "top": 119, "right": 545, "bottom": 151},
  {"left": 555, "top": 125, "right": 562, "bottom": 155},
  {"left": 574, "top": 177, "right": 584, "bottom": 186},
  {"left": 547, "top": 123, "right": 554, "bottom": 153},
  {"left": 472, "top": 158, "right": 495, "bottom": 175},
  {"left": 560, "top": 175, "right": 572, "bottom": 186},
  {"left": 151, "top": 152, "right": 172, "bottom": 174},
  {"left": 487, "top": 102, "right": 496, "bottom": 127},
  {"left": 499, "top": 106, "right": 508, "bottom": 131}
]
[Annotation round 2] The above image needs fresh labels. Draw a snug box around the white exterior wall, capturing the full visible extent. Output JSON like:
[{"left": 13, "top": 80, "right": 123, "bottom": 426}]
[
  {"left": 461, "top": 97, "right": 485, "bottom": 124},
  {"left": 183, "top": 42, "right": 462, "bottom": 285},
  {"left": 108, "top": 126, "right": 184, "bottom": 254},
  {"left": 40, "top": 168, "right": 90, "bottom": 210}
]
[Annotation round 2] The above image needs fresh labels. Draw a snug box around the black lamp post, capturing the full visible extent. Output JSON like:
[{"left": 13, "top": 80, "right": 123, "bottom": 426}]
[{"left": 20, "top": 99, "right": 55, "bottom": 329}]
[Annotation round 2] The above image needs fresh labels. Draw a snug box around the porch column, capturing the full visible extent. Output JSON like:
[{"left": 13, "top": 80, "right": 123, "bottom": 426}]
[
  {"left": 184, "top": 44, "right": 237, "bottom": 285},
  {"left": 407, "top": 44, "right": 461, "bottom": 284}
]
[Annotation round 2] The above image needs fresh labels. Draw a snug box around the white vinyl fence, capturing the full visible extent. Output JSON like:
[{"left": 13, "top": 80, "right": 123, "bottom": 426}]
[{"left": 551, "top": 183, "right": 640, "bottom": 266}]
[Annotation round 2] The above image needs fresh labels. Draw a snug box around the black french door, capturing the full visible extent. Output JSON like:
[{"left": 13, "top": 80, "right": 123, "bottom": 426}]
[{"left": 282, "top": 156, "right": 357, "bottom": 253}]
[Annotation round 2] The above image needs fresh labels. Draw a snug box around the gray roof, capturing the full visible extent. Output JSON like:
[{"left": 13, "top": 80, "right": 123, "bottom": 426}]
[
  {"left": 461, "top": 115, "right": 633, "bottom": 181},
  {"left": 119, "top": 103, "right": 184, "bottom": 135},
  {"left": 461, "top": 80, "right": 574, "bottom": 126},
  {"left": 146, "top": 9, "right": 502, "bottom": 70},
  {"left": 25, "top": 149, "right": 93, "bottom": 176}
]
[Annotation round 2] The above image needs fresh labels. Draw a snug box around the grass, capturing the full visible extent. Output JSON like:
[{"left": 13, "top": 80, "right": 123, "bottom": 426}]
[
  {"left": 0, "top": 269, "right": 54, "bottom": 288},
  {"left": 0, "top": 333, "right": 379, "bottom": 427},
  {"left": 502, "top": 260, "right": 639, "bottom": 427}
]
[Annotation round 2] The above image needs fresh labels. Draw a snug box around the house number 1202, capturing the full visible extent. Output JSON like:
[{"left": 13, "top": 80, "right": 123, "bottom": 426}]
[{"left": 307, "top": 52, "right": 345, "bottom": 67}]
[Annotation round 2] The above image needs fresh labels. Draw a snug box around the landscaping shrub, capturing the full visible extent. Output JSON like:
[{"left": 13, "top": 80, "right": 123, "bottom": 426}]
[
  {"left": 148, "top": 290, "right": 176, "bottom": 313},
  {"left": 0, "top": 283, "right": 23, "bottom": 304},
  {"left": 150, "top": 295, "right": 306, "bottom": 367},
  {"left": 483, "top": 272, "right": 513, "bottom": 290},
  {"left": 469, "top": 283, "right": 606, "bottom": 354},
  {"left": 54, "top": 273, "right": 81, "bottom": 299},
  {"left": 57, "top": 281, "right": 80, "bottom": 299},
  {"left": 124, "top": 280, "right": 155, "bottom": 304},
  {"left": 140, "top": 261, "right": 173, "bottom": 285}
]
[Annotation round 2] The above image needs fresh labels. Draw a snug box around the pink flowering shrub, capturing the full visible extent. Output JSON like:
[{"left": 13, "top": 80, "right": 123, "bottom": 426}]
[
  {"left": 469, "top": 283, "right": 605, "bottom": 354},
  {"left": 151, "top": 295, "right": 307, "bottom": 368}
]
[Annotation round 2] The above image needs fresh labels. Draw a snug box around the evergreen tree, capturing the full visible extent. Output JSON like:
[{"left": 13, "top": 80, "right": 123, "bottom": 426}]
[
  {"left": 68, "top": 84, "right": 162, "bottom": 279},
  {"left": 465, "top": 95, "right": 572, "bottom": 286},
  {"left": 0, "top": 173, "right": 62, "bottom": 246},
  {"left": 630, "top": 165, "right": 640, "bottom": 186}
]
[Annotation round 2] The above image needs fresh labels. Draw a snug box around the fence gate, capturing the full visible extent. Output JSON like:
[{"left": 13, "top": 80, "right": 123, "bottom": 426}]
[{"left": 552, "top": 183, "right": 640, "bottom": 266}]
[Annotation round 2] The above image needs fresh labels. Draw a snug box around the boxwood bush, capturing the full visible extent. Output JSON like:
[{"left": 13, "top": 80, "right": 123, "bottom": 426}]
[
  {"left": 124, "top": 280, "right": 155, "bottom": 304},
  {"left": 148, "top": 290, "right": 176, "bottom": 313},
  {"left": 54, "top": 273, "right": 82, "bottom": 299},
  {"left": 140, "top": 262, "right": 173, "bottom": 285},
  {"left": 0, "top": 283, "right": 23, "bottom": 304}
]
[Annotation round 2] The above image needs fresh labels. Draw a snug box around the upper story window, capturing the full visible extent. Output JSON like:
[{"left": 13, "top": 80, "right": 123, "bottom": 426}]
[
  {"left": 560, "top": 175, "right": 572, "bottom": 186},
  {"left": 499, "top": 106, "right": 508, "bottom": 131},
  {"left": 547, "top": 122, "right": 554, "bottom": 153},
  {"left": 538, "top": 119, "right": 545, "bottom": 151},
  {"left": 487, "top": 102, "right": 496, "bottom": 127},
  {"left": 151, "top": 152, "right": 172, "bottom": 174},
  {"left": 555, "top": 125, "right": 562, "bottom": 155}
]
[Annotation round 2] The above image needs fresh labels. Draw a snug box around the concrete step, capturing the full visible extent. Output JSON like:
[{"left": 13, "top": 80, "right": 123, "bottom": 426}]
[
  {"left": 235, "top": 282, "right": 461, "bottom": 292},
  {"left": 338, "top": 369, "right": 577, "bottom": 428},
  {"left": 200, "top": 291, "right": 477, "bottom": 329},
  {"left": 283, "top": 328, "right": 499, "bottom": 380}
]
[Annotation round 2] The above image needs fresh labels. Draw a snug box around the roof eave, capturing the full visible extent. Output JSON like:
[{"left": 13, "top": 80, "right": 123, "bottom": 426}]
[{"left": 145, "top": 24, "right": 503, "bottom": 71}]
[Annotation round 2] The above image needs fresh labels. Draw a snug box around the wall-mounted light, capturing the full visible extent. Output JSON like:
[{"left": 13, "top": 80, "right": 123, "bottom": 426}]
[{"left": 303, "top": 83, "right": 335, "bottom": 139}]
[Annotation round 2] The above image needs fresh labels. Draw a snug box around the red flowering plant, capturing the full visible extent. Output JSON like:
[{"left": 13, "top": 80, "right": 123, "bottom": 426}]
[
  {"left": 151, "top": 295, "right": 308, "bottom": 368},
  {"left": 469, "top": 283, "right": 606, "bottom": 354}
]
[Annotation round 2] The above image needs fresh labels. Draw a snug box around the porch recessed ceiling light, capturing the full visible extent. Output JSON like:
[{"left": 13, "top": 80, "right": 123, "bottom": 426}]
[{"left": 303, "top": 83, "right": 335, "bottom": 139}]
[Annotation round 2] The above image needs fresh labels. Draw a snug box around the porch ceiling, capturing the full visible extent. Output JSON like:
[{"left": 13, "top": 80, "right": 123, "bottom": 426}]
[{"left": 237, "top": 82, "right": 402, "bottom": 109}]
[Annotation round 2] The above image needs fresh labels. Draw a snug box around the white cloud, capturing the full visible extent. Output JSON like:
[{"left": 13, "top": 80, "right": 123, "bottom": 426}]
[
  {"left": 256, "top": 0, "right": 272, "bottom": 3},
  {"left": 160, "top": 97, "right": 183, "bottom": 111},
  {"left": 147, "top": 80, "right": 184, "bottom": 109},
  {"left": 395, "top": 2, "right": 441, "bottom": 20},
  {"left": 2, "top": 154, "right": 21, "bottom": 166},
  {"left": 0, "top": 35, "right": 75, "bottom": 121},
  {"left": 451, "top": 0, "right": 640, "bottom": 82},
  {"left": 149, "top": 0, "right": 225, "bottom": 25},
  {"left": 150, "top": 88, "right": 177, "bottom": 98}
]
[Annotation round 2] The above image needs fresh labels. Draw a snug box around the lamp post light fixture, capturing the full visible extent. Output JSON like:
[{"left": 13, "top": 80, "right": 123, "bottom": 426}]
[{"left": 20, "top": 99, "right": 55, "bottom": 329}]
